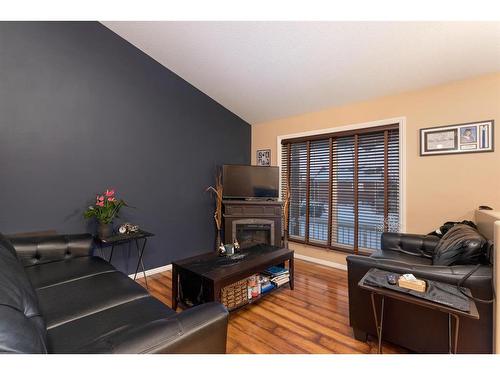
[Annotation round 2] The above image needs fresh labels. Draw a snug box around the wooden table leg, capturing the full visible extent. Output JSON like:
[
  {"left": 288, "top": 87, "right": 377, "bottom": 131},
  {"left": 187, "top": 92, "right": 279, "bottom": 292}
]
[
  {"left": 448, "top": 313, "right": 452, "bottom": 354},
  {"left": 451, "top": 313, "right": 460, "bottom": 354},
  {"left": 212, "top": 281, "right": 221, "bottom": 303},
  {"left": 172, "top": 266, "right": 178, "bottom": 311},
  {"left": 289, "top": 256, "right": 295, "bottom": 290}
]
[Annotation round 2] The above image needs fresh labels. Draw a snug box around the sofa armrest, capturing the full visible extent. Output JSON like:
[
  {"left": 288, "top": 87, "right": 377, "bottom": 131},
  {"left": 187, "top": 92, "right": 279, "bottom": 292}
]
[
  {"left": 76, "top": 302, "right": 229, "bottom": 354},
  {"left": 381, "top": 232, "right": 440, "bottom": 259},
  {"left": 7, "top": 233, "right": 94, "bottom": 267}
]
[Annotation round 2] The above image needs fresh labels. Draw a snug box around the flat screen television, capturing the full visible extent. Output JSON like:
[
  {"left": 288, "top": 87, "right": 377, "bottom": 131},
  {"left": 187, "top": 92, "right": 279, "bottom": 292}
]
[{"left": 222, "top": 165, "right": 279, "bottom": 199}]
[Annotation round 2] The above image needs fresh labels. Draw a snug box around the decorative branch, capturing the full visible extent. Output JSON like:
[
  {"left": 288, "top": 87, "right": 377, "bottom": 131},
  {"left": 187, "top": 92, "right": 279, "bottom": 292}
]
[
  {"left": 283, "top": 180, "right": 291, "bottom": 234},
  {"left": 205, "top": 171, "right": 223, "bottom": 231}
]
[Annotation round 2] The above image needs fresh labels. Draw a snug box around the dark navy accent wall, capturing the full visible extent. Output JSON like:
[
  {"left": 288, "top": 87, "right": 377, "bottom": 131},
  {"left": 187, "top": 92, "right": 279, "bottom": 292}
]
[{"left": 0, "top": 22, "right": 251, "bottom": 272}]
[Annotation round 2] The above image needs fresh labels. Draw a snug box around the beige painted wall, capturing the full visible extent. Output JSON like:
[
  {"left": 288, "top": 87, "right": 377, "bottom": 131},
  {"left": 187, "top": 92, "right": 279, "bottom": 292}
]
[{"left": 253, "top": 72, "right": 500, "bottom": 261}]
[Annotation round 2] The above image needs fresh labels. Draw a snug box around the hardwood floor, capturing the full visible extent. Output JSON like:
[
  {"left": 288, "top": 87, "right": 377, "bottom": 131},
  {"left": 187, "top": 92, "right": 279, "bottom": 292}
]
[{"left": 137, "top": 259, "right": 407, "bottom": 354}]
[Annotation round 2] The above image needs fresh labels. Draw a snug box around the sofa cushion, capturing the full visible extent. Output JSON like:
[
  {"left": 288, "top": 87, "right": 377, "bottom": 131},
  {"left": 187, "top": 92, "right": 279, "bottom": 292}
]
[
  {"left": 433, "top": 224, "right": 488, "bottom": 266},
  {"left": 46, "top": 296, "right": 176, "bottom": 353},
  {"left": 381, "top": 232, "right": 439, "bottom": 259},
  {"left": 25, "top": 256, "right": 115, "bottom": 289},
  {"left": 36, "top": 271, "right": 149, "bottom": 329},
  {"left": 370, "top": 249, "right": 433, "bottom": 265},
  {"left": 0, "top": 235, "right": 47, "bottom": 353},
  {"left": 10, "top": 233, "right": 93, "bottom": 267}
]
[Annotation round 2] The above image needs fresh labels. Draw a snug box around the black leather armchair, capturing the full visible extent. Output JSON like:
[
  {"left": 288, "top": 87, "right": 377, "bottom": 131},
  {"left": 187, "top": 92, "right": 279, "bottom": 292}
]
[
  {"left": 347, "top": 232, "right": 493, "bottom": 353},
  {"left": 0, "top": 232, "right": 229, "bottom": 354}
]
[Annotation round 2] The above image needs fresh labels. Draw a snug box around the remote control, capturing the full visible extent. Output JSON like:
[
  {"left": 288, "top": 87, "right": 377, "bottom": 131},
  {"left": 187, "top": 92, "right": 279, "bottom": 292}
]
[{"left": 386, "top": 274, "right": 398, "bottom": 285}]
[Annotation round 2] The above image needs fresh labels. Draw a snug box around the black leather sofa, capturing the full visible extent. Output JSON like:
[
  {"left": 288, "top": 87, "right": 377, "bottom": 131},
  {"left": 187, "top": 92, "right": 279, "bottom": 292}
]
[
  {"left": 0, "top": 232, "right": 228, "bottom": 354},
  {"left": 347, "top": 232, "right": 493, "bottom": 353}
]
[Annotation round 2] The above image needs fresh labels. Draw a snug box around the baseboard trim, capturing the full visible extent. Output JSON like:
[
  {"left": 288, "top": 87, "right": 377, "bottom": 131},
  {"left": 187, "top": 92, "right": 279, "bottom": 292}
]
[
  {"left": 294, "top": 253, "right": 347, "bottom": 271},
  {"left": 128, "top": 264, "right": 172, "bottom": 279}
]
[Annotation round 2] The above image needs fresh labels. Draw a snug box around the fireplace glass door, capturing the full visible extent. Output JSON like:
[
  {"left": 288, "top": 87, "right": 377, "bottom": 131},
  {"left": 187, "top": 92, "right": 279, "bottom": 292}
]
[{"left": 233, "top": 219, "right": 274, "bottom": 249}]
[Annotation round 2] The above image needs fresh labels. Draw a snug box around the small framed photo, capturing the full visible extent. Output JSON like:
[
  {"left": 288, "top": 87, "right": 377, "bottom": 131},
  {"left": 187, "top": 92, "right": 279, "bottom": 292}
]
[
  {"left": 420, "top": 120, "right": 494, "bottom": 156},
  {"left": 256, "top": 149, "right": 271, "bottom": 166}
]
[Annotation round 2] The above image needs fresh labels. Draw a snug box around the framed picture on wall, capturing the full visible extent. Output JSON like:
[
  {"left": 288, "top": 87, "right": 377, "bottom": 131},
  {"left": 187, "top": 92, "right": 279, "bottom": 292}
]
[
  {"left": 256, "top": 149, "right": 271, "bottom": 166},
  {"left": 420, "top": 120, "right": 494, "bottom": 156}
]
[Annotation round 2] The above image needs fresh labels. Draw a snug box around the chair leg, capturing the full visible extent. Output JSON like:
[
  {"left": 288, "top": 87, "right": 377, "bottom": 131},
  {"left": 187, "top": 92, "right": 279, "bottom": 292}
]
[{"left": 353, "top": 327, "right": 368, "bottom": 342}]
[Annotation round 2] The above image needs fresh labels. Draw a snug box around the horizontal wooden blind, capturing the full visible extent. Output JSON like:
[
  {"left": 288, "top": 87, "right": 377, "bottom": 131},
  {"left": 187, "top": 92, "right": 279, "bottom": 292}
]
[
  {"left": 308, "top": 139, "right": 330, "bottom": 244},
  {"left": 281, "top": 124, "right": 400, "bottom": 253},
  {"left": 387, "top": 129, "right": 400, "bottom": 233},
  {"left": 331, "top": 136, "right": 356, "bottom": 250},
  {"left": 357, "top": 131, "right": 386, "bottom": 250},
  {"left": 288, "top": 142, "right": 307, "bottom": 239}
]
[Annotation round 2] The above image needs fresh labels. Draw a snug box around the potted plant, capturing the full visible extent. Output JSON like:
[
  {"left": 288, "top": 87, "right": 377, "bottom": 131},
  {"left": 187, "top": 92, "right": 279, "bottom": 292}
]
[{"left": 84, "top": 189, "right": 127, "bottom": 238}]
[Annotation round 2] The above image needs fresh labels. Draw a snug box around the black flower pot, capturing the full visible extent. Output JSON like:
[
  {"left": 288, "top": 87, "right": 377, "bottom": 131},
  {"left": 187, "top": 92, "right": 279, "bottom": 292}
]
[{"left": 98, "top": 223, "right": 113, "bottom": 239}]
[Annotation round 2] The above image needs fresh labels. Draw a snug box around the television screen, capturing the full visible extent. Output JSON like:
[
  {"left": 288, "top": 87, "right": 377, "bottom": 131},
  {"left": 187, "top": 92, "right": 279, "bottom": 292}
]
[{"left": 223, "top": 165, "right": 279, "bottom": 199}]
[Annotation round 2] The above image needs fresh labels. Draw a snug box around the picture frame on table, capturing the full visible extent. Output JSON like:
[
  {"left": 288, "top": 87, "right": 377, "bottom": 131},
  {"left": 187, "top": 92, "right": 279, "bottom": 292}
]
[{"left": 420, "top": 120, "right": 494, "bottom": 156}]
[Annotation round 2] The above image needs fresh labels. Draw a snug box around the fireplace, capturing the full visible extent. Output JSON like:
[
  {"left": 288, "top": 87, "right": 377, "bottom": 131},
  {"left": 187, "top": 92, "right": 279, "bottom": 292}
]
[
  {"left": 233, "top": 219, "right": 274, "bottom": 248},
  {"left": 223, "top": 200, "right": 282, "bottom": 248}
]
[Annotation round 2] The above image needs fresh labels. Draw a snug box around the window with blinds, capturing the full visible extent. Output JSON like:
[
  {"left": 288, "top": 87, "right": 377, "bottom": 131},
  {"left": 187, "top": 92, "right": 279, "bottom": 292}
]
[{"left": 281, "top": 124, "right": 400, "bottom": 253}]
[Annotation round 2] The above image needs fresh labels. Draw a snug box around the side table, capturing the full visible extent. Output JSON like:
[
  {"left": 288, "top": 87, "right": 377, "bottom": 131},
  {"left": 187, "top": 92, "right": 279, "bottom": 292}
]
[
  {"left": 359, "top": 269, "right": 479, "bottom": 354},
  {"left": 94, "top": 230, "right": 154, "bottom": 289}
]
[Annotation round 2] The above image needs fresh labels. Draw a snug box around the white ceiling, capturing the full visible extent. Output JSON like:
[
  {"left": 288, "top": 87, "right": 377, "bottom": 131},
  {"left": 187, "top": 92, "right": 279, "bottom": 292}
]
[{"left": 102, "top": 22, "right": 500, "bottom": 124}]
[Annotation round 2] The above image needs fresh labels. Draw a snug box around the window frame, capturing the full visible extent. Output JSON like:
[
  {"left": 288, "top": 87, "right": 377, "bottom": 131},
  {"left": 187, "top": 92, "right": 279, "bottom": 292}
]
[{"left": 277, "top": 117, "right": 406, "bottom": 255}]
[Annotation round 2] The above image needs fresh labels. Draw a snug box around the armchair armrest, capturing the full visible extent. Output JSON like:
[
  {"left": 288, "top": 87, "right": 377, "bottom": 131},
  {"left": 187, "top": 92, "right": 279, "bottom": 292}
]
[
  {"left": 346, "top": 254, "right": 494, "bottom": 352},
  {"left": 381, "top": 232, "right": 440, "bottom": 259},
  {"left": 76, "top": 302, "right": 229, "bottom": 354},
  {"left": 7, "top": 233, "right": 94, "bottom": 267},
  {"left": 347, "top": 255, "right": 493, "bottom": 299}
]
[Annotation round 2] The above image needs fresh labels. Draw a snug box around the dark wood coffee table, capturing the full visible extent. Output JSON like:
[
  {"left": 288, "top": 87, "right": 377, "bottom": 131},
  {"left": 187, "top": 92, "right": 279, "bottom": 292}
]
[{"left": 171, "top": 244, "right": 294, "bottom": 311}]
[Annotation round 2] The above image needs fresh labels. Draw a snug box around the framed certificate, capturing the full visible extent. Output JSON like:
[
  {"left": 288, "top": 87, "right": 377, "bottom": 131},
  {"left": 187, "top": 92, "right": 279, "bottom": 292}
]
[{"left": 420, "top": 120, "right": 494, "bottom": 156}]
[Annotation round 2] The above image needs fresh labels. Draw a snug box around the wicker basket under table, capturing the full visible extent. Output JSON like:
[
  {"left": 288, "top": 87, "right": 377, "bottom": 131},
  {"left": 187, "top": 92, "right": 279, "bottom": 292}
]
[{"left": 221, "top": 278, "right": 249, "bottom": 310}]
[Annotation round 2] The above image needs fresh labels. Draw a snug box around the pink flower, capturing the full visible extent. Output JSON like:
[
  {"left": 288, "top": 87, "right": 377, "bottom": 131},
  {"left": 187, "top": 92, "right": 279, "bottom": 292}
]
[
  {"left": 97, "top": 195, "right": 104, "bottom": 202},
  {"left": 105, "top": 189, "right": 115, "bottom": 197},
  {"left": 96, "top": 201, "right": 104, "bottom": 207},
  {"left": 108, "top": 197, "right": 116, "bottom": 202}
]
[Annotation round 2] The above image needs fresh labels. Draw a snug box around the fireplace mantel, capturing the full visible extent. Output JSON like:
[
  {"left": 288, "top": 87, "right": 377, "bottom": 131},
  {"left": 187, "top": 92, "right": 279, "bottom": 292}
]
[{"left": 223, "top": 200, "right": 283, "bottom": 248}]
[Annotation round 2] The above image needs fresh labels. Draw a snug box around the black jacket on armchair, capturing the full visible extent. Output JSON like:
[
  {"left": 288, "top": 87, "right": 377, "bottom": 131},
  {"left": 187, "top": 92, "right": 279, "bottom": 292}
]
[
  {"left": 0, "top": 232, "right": 228, "bottom": 354},
  {"left": 347, "top": 232, "right": 493, "bottom": 353}
]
